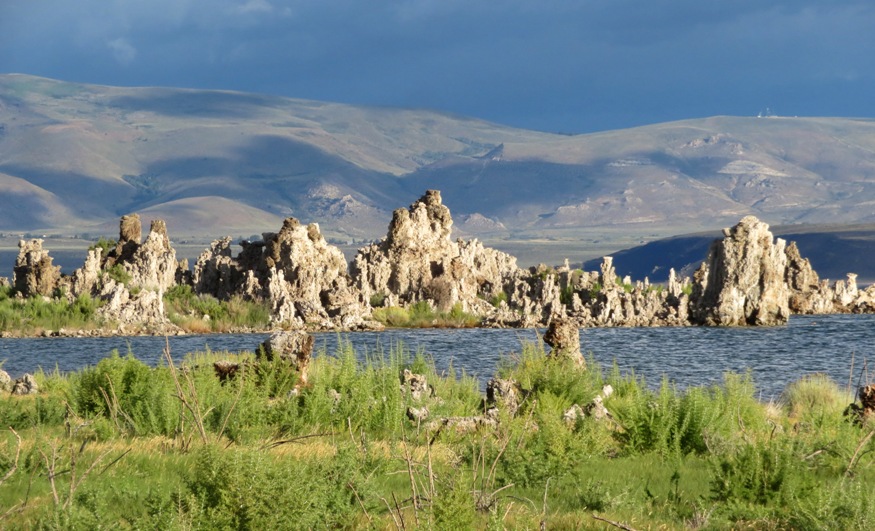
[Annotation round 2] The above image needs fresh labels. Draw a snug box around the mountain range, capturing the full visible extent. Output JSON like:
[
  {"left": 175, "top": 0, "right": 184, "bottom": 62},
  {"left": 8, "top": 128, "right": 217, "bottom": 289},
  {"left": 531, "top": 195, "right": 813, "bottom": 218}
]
[{"left": 3, "top": 73, "right": 875, "bottom": 270}]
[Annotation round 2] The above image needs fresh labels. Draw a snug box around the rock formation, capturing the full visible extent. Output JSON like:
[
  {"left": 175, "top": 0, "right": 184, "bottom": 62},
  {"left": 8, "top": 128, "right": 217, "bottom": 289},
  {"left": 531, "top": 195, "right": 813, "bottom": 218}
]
[
  {"left": 123, "top": 219, "right": 178, "bottom": 292},
  {"left": 92, "top": 219, "right": 178, "bottom": 327},
  {"left": 846, "top": 385, "right": 875, "bottom": 425},
  {"left": 543, "top": 318, "right": 585, "bottom": 367},
  {"left": 192, "top": 217, "right": 370, "bottom": 329},
  {"left": 258, "top": 331, "right": 315, "bottom": 386},
  {"left": 0, "top": 369, "right": 11, "bottom": 392},
  {"left": 690, "top": 216, "right": 791, "bottom": 326},
  {"left": 12, "top": 239, "right": 60, "bottom": 297},
  {"left": 485, "top": 377, "right": 523, "bottom": 416},
  {"left": 103, "top": 214, "right": 142, "bottom": 269},
  {"left": 11, "top": 373, "right": 38, "bottom": 395},
  {"left": 352, "top": 190, "right": 520, "bottom": 315},
  {"left": 61, "top": 216, "right": 181, "bottom": 330},
  {"left": 6, "top": 190, "right": 875, "bottom": 336}
]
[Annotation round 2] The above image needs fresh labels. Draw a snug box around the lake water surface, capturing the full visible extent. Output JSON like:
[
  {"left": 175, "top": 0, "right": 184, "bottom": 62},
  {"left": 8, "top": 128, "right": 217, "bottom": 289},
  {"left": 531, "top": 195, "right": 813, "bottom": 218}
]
[{"left": 2, "top": 314, "right": 872, "bottom": 399}]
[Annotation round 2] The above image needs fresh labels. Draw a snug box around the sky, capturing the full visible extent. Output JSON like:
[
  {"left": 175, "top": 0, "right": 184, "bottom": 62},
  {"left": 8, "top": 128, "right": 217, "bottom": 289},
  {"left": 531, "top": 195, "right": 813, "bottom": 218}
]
[{"left": 1, "top": 0, "right": 874, "bottom": 133}]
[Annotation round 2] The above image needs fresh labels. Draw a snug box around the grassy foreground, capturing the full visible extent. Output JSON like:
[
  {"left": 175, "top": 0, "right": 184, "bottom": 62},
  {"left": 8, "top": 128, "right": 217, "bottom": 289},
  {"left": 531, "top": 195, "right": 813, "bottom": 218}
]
[{"left": 1, "top": 341, "right": 874, "bottom": 529}]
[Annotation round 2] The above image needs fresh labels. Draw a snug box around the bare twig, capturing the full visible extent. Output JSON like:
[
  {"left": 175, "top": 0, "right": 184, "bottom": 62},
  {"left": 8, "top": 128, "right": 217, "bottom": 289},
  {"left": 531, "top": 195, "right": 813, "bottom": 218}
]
[
  {"left": 392, "top": 492, "right": 407, "bottom": 530},
  {"left": 426, "top": 434, "right": 435, "bottom": 500},
  {"left": 380, "top": 496, "right": 402, "bottom": 531},
  {"left": 400, "top": 423, "right": 420, "bottom": 526},
  {"left": 63, "top": 442, "right": 114, "bottom": 510},
  {"left": 348, "top": 481, "right": 372, "bottom": 525},
  {"left": 164, "top": 337, "right": 209, "bottom": 444},
  {"left": 38, "top": 446, "right": 60, "bottom": 506},
  {"left": 0, "top": 428, "right": 21, "bottom": 487},
  {"left": 217, "top": 363, "right": 247, "bottom": 441},
  {"left": 260, "top": 432, "right": 333, "bottom": 450},
  {"left": 848, "top": 351, "right": 855, "bottom": 398},
  {"left": 539, "top": 478, "right": 550, "bottom": 530},
  {"left": 846, "top": 428, "right": 875, "bottom": 476},
  {"left": 591, "top": 512, "right": 640, "bottom": 531},
  {"left": 99, "top": 448, "right": 132, "bottom": 476}
]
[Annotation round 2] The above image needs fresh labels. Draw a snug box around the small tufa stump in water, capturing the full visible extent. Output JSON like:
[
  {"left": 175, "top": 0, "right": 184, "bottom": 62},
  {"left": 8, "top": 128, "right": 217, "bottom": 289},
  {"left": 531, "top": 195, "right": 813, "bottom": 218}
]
[
  {"left": 543, "top": 318, "right": 586, "bottom": 369},
  {"left": 846, "top": 385, "right": 875, "bottom": 425},
  {"left": 258, "top": 331, "right": 315, "bottom": 387},
  {"left": 213, "top": 360, "right": 241, "bottom": 382}
]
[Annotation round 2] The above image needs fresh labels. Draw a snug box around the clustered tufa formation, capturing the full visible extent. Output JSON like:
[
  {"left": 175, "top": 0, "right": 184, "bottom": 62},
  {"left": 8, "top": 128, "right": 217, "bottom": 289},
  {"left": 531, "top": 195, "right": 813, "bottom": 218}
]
[{"left": 5, "top": 190, "right": 875, "bottom": 336}]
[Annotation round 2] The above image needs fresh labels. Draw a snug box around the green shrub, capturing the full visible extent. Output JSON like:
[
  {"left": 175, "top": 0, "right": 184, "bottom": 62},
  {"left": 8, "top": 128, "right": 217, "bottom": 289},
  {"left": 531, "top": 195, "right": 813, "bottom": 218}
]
[
  {"left": 612, "top": 372, "right": 767, "bottom": 457},
  {"left": 74, "top": 351, "right": 179, "bottom": 436},
  {"left": 409, "top": 300, "right": 436, "bottom": 323},
  {"left": 88, "top": 237, "right": 116, "bottom": 255},
  {"left": 369, "top": 291, "right": 387, "bottom": 308},
  {"left": 0, "top": 292, "right": 103, "bottom": 332},
  {"left": 372, "top": 301, "right": 481, "bottom": 328},
  {"left": 183, "top": 442, "right": 377, "bottom": 529},
  {"left": 105, "top": 263, "right": 132, "bottom": 286},
  {"left": 782, "top": 373, "right": 852, "bottom": 424},
  {"left": 372, "top": 306, "right": 411, "bottom": 327},
  {"left": 710, "top": 438, "right": 795, "bottom": 506},
  {"left": 488, "top": 291, "right": 508, "bottom": 308},
  {"left": 164, "top": 285, "right": 270, "bottom": 331}
]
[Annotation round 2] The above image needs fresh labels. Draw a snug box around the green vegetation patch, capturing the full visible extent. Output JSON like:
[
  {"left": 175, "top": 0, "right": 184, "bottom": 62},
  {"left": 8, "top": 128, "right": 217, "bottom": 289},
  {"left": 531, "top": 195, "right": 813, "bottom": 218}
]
[
  {"left": 0, "top": 288, "right": 103, "bottom": 334},
  {"left": 1, "top": 340, "right": 874, "bottom": 529},
  {"left": 372, "top": 300, "right": 481, "bottom": 328}
]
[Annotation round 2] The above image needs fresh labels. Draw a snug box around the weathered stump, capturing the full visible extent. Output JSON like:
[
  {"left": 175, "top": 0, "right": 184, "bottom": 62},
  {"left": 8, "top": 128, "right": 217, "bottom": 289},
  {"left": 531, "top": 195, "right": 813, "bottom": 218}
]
[
  {"left": 258, "top": 331, "right": 314, "bottom": 386},
  {"left": 543, "top": 318, "right": 585, "bottom": 368}
]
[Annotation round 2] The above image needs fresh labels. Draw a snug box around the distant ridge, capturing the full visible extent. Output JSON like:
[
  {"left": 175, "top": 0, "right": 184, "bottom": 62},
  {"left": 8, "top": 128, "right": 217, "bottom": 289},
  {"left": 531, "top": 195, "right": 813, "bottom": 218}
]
[
  {"left": 584, "top": 224, "right": 875, "bottom": 285},
  {"left": 3, "top": 74, "right": 875, "bottom": 270}
]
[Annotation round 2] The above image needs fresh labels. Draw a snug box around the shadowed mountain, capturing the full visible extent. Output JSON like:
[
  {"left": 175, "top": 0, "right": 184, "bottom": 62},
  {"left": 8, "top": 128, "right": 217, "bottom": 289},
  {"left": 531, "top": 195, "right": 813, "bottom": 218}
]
[
  {"left": 3, "top": 74, "right": 875, "bottom": 271},
  {"left": 583, "top": 225, "right": 875, "bottom": 285}
]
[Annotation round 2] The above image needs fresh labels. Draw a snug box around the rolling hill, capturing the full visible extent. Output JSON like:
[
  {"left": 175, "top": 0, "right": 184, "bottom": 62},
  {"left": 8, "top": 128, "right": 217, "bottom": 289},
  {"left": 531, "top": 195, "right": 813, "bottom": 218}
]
[{"left": 3, "top": 73, "right": 875, "bottom": 272}]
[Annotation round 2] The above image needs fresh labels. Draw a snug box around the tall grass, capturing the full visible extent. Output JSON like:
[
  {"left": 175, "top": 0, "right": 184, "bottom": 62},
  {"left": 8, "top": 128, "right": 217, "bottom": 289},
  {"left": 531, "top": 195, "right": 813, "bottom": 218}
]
[
  {"left": 163, "top": 285, "right": 271, "bottom": 332},
  {"left": 0, "top": 287, "right": 102, "bottom": 333},
  {"left": 1, "top": 339, "right": 874, "bottom": 529},
  {"left": 372, "top": 301, "right": 481, "bottom": 328}
]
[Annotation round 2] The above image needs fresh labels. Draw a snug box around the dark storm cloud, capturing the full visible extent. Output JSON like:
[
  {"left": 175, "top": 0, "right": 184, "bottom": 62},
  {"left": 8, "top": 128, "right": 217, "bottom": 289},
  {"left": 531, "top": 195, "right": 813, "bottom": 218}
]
[{"left": 1, "top": 0, "right": 873, "bottom": 132}]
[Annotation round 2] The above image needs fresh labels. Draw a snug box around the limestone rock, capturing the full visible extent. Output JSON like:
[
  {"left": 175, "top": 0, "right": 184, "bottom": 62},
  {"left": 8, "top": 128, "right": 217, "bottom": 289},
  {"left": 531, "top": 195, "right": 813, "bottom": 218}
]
[
  {"left": 192, "top": 219, "right": 368, "bottom": 328},
  {"left": 12, "top": 239, "right": 60, "bottom": 297},
  {"left": 12, "top": 373, "right": 38, "bottom": 395},
  {"left": 96, "top": 279, "right": 166, "bottom": 325},
  {"left": 486, "top": 377, "right": 522, "bottom": 415},
  {"left": 124, "top": 220, "right": 178, "bottom": 292},
  {"left": 104, "top": 214, "right": 142, "bottom": 268},
  {"left": 70, "top": 248, "right": 103, "bottom": 297},
  {"left": 690, "top": 216, "right": 790, "bottom": 326},
  {"left": 192, "top": 237, "right": 238, "bottom": 300},
  {"left": 846, "top": 385, "right": 875, "bottom": 425},
  {"left": 407, "top": 406, "right": 430, "bottom": 422},
  {"left": 426, "top": 415, "right": 498, "bottom": 434},
  {"left": 563, "top": 385, "right": 614, "bottom": 425},
  {"left": 66, "top": 216, "right": 179, "bottom": 330},
  {"left": 352, "top": 190, "right": 520, "bottom": 316},
  {"left": 0, "top": 369, "right": 11, "bottom": 392},
  {"left": 401, "top": 369, "right": 434, "bottom": 401},
  {"left": 543, "top": 318, "right": 585, "bottom": 367},
  {"left": 258, "top": 331, "right": 314, "bottom": 386},
  {"left": 785, "top": 242, "right": 835, "bottom": 314},
  {"left": 563, "top": 404, "right": 586, "bottom": 425}
]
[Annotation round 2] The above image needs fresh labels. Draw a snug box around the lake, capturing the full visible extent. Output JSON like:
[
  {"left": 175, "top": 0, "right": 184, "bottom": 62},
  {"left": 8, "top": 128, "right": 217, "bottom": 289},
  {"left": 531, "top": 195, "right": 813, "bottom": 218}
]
[{"left": 2, "top": 314, "right": 872, "bottom": 399}]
